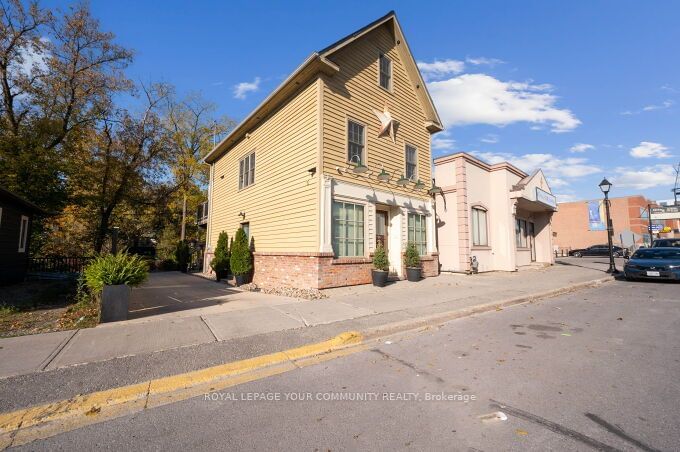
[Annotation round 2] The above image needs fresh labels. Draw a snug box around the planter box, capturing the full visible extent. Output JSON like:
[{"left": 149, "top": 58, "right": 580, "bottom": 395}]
[
  {"left": 406, "top": 267, "right": 422, "bottom": 282},
  {"left": 101, "top": 284, "right": 131, "bottom": 323},
  {"left": 234, "top": 274, "right": 250, "bottom": 286},
  {"left": 371, "top": 269, "right": 389, "bottom": 287}
]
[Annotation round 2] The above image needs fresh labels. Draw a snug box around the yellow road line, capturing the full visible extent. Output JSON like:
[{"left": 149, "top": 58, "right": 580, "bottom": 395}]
[{"left": 0, "top": 331, "right": 364, "bottom": 449}]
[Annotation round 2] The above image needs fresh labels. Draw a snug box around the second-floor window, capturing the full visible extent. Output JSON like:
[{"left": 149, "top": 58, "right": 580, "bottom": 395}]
[
  {"left": 347, "top": 120, "right": 365, "bottom": 164},
  {"left": 239, "top": 152, "right": 255, "bottom": 189},
  {"left": 405, "top": 144, "right": 417, "bottom": 180},
  {"left": 379, "top": 54, "right": 392, "bottom": 91}
]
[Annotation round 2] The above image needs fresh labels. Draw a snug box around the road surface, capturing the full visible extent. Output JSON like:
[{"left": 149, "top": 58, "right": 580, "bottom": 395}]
[{"left": 13, "top": 279, "right": 680, "bottom": 451}]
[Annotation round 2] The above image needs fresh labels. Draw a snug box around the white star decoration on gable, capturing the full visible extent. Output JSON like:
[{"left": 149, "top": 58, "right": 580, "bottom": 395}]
[{"left": 373, "top": 103, "right": 399, "bottom": 143}]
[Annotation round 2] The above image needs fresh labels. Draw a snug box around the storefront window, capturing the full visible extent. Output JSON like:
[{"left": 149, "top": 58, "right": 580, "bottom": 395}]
[
  {"left": 515, "top": 218, "right": 528, "bottom": 248},
  {"left": 408, "top": 213, "right": 427, "bottom": 255},
  {"left": 471, "top": 207, "right": 488, "bottom": 246},
  {"left": 332, "top": 201, "right": 365, "bottom": 257}
]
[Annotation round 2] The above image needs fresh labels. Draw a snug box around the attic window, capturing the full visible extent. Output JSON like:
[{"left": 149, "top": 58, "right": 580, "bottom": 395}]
[{"left": 379, "top": 54, "right": 392, "bottom": 91}]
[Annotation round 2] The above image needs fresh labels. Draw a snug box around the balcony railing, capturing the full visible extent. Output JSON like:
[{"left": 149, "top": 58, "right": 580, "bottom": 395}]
[{"left": 197, "top": 201, "right": 208, "bottom": 226}]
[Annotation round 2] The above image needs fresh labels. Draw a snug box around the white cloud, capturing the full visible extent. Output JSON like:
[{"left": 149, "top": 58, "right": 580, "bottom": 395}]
[
  {"left": 417, "top": 59, "right": 465, "bottom": 80},
  {"left": 233, "top": 77, "right": 261, "bottom": 100},
  {"left": 471, "top": 151, "right": 601, "bottom": 189},
  {"left": 642, "top": 100, "right": 674, "bottom": 112},
  {"left": 480, "top": 134, "right": 499, "bottom": 144},
  {"left": 466, "top": 56, "right": 504, "bottom": 67},
  {"left": 630, "top": 141, "right": 672, "bottom": 159},
  {"left": 612, "top": 164, "right": 678, "bottom": 189},
  {"left": 431, "top": 130, "right": 456, "bottom": 151},
  {"left": 556, "top": 193, "right": 578, "bottom": 203},
  {"left": 8, "top": 39, "right": 49, "bottom": 78},
  {"left": 569, "top": 143, "right": 594, "bottom": 153},
  {"left": 428, "top": 74, "right": 580, "bottom": 133},
  {"left": 621, "top": 100, "right": 674, "bottom": 115},
  {"left": 548, "top": 177, "right": 570, "bottom": 188}
]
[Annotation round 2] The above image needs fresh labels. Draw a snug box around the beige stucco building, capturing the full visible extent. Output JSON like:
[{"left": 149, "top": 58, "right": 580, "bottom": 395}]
[
  {"left": 203, "top": 12, "right": 442, "bottom": 288},
  {"left": 433, "top": 153, "right": 557, "bottom": 273}
]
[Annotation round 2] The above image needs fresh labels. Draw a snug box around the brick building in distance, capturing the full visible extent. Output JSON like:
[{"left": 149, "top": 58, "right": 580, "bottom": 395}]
[{"left": 552, "top": 195, "right": 655, "bottom": 251}]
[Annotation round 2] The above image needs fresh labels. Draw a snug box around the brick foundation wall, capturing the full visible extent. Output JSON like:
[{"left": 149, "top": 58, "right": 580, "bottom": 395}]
[
  {"left": 421, "top": 252, "right": 440, "bottom": 277},
  {"left": 251, "top": 251, "right": 439, "bottom": 289},
  {"left": 318, "top": 257, "right": 373, "bottom": 289},
  {"left": 252, "top": 252, "right": 330, "bottom": 289}
]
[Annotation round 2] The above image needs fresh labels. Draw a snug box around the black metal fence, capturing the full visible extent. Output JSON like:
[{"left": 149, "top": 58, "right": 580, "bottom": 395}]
[{"left": 28, "top": 257, "right": 92, "bottom": 274}]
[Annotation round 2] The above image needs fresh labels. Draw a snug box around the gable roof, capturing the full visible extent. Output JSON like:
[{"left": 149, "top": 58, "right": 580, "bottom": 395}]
[
  {"left": 204, "top": 11, "right": 443, "bottom": 164},
  {"left": 512, "top": 169, "right": 552, "bottom": 193},
  {"left": 0, "top": 186, "right": 45, "bottom": 214}
]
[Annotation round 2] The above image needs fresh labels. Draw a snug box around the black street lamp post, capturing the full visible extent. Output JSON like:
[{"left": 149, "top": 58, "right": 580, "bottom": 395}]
[{"left": 598, "top": 178, "right": 618, "bottom": 274}]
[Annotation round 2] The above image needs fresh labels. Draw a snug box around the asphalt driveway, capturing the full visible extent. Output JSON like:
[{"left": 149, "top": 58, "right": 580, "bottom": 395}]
[{"left": 128, "top": 272, "right": 293, "bottom": 320}]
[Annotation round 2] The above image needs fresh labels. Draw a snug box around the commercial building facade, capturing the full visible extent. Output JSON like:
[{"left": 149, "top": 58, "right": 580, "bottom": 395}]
[
  {"left": 203, "top": 12, "right": 442, "bottom": 288},
  {"left": 433, "top": 153, "right": 557, "bottom": 273},
  {"left": 552, "top": 195, "right": 664, "bottom": 250}
]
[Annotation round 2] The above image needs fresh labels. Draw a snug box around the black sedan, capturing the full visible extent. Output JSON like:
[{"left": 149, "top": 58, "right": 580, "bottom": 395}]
[
  {"left": 624, "top": 247, "right": 680, "bottom": 281},
  {"left": 652, "top": 238, "right": 680, "bottom": 248},
  {"left": 569, "top": 244, "right": 629, "bottom": 258}
]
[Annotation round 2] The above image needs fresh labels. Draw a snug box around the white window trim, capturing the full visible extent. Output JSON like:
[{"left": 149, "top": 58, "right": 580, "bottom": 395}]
[
  {"left": 331, "top": 197, "right": 368, "bottom": 258},
  {"left": 18, "top": 215, "right": 29, "bottom": 253},
  {"left": 471, "top": 206, "right": 489, "bottom": 247},
  {"left": 405, "top": 143, "right": 418, "bottom": 181},
  {"left": 346, "top": 117, "right": 367, "bottom": 165},
  {"left": 238, "top": 151, "right": 256, "bottom": 190},
  {"left": 407, "top": 212, "right": 427, "bottom": 256},
  {"left": 378, "top": 54, "right": 393, "bottom": 92}
]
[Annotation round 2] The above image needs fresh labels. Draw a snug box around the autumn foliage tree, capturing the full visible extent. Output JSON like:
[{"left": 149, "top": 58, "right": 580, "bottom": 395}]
[{"left": 1, "top": 1, "right": 234, "bottom": 257}]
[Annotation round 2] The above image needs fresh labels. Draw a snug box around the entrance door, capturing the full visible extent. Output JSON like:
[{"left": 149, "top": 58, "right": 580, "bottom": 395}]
[
  {"left": 376, "top": 210, "right": 388, "bottom": 253},
  {"left": 528, "top": 222, "right": 536, "bottom": 262}
]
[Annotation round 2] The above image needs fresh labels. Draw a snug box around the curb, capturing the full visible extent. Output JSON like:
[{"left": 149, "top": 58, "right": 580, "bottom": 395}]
[
  {"left": 362, "top": 276, "right": 614, "bottom": 340},
  {"left": 0, "top": 276, "right": 612, "bottom": 448},
  {"left": 0, "top": 331, "right": 364, "bottom": 449}
]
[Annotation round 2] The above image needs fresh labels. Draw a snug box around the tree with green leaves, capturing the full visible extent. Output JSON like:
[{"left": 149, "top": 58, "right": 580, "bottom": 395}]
[
  {"left": 0, "top": 0, "right": 132, "bottom": 210},
  {"left": 210, "top": 231, "right": 230, "bottom": 279},
  {"left": 230, "top": 227, "right": 252, "bottom": 276}
]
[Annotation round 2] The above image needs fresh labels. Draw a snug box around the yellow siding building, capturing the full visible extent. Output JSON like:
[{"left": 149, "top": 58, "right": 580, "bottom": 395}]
[{"left": 203, "top": 12, "right": 443, "bottom": 288}]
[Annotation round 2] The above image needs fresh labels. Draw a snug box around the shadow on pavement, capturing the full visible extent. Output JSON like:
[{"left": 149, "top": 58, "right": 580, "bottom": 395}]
[{"left": 128, "top": 272, "right": 242, "bottom": 320}]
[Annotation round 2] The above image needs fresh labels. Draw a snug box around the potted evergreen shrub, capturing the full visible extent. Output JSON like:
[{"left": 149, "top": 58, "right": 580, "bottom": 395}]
[
  {"left": 175, "top": 240, "right": 191, "bottom": 273},
  {"left": 210, "top": 231, "right": 230, "bottom": 281},
  {"left": 84, "top": 253, "right": 148, "bottom": 323},
  {"left": 404, "top": 242, "right": 422, "bottom": 282},
  {"left": 230, "top": 227, "right": 252, "bottom": 286},
  {"left": 371, "top": 243, "right": 389, "bottom": 287}
]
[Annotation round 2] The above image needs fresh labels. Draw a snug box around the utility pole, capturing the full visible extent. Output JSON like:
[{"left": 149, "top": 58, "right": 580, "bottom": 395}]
[
  {"left": 647, "top": 203, "right": 654, "bottom": 247},
  {"left": 180, "top": 193, "right": 187, "bottom": 241}
]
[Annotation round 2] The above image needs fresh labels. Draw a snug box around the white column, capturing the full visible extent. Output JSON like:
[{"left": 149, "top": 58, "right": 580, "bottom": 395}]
[
  {"left": 427, "top": 200, "right": 436, "bottom": 254},
  {"left": 319, "top": 175, "right": 333, "bottom": 252}
]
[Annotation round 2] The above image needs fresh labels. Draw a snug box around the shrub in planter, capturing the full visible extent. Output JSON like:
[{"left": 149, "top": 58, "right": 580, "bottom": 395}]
[
  {"left": 230, "top": 227, "right": 252, "bottom": 286},
  {"left": 83, "top": 253, "right": 149, "bottom": 322},
  {"left": 404, "top": 242, "right": 422, "bottom": 282},
  {"left": 174, "top": 240, "right": 191, "bottom": 273},
  {"left": 211, "top": 231, "right": 230, "bottom": 281},
  {"left": 371, "top": 243, "right": 390, "bottom": 287}
]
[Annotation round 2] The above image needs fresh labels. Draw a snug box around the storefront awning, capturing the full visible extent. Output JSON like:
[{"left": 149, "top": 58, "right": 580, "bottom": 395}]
[{"left": 512, "top": 187, "right": 557, "bottom": 212}]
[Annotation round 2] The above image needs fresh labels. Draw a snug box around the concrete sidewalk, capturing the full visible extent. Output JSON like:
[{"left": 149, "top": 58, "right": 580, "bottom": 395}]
[{"left": 0, "top": 258, "right": 615, "bottom": 379}]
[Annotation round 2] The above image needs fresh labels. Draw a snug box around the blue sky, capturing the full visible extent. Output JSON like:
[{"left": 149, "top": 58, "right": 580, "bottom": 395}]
[{"left": 46, "top": 0, "right": 680, "bottom": 203}]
